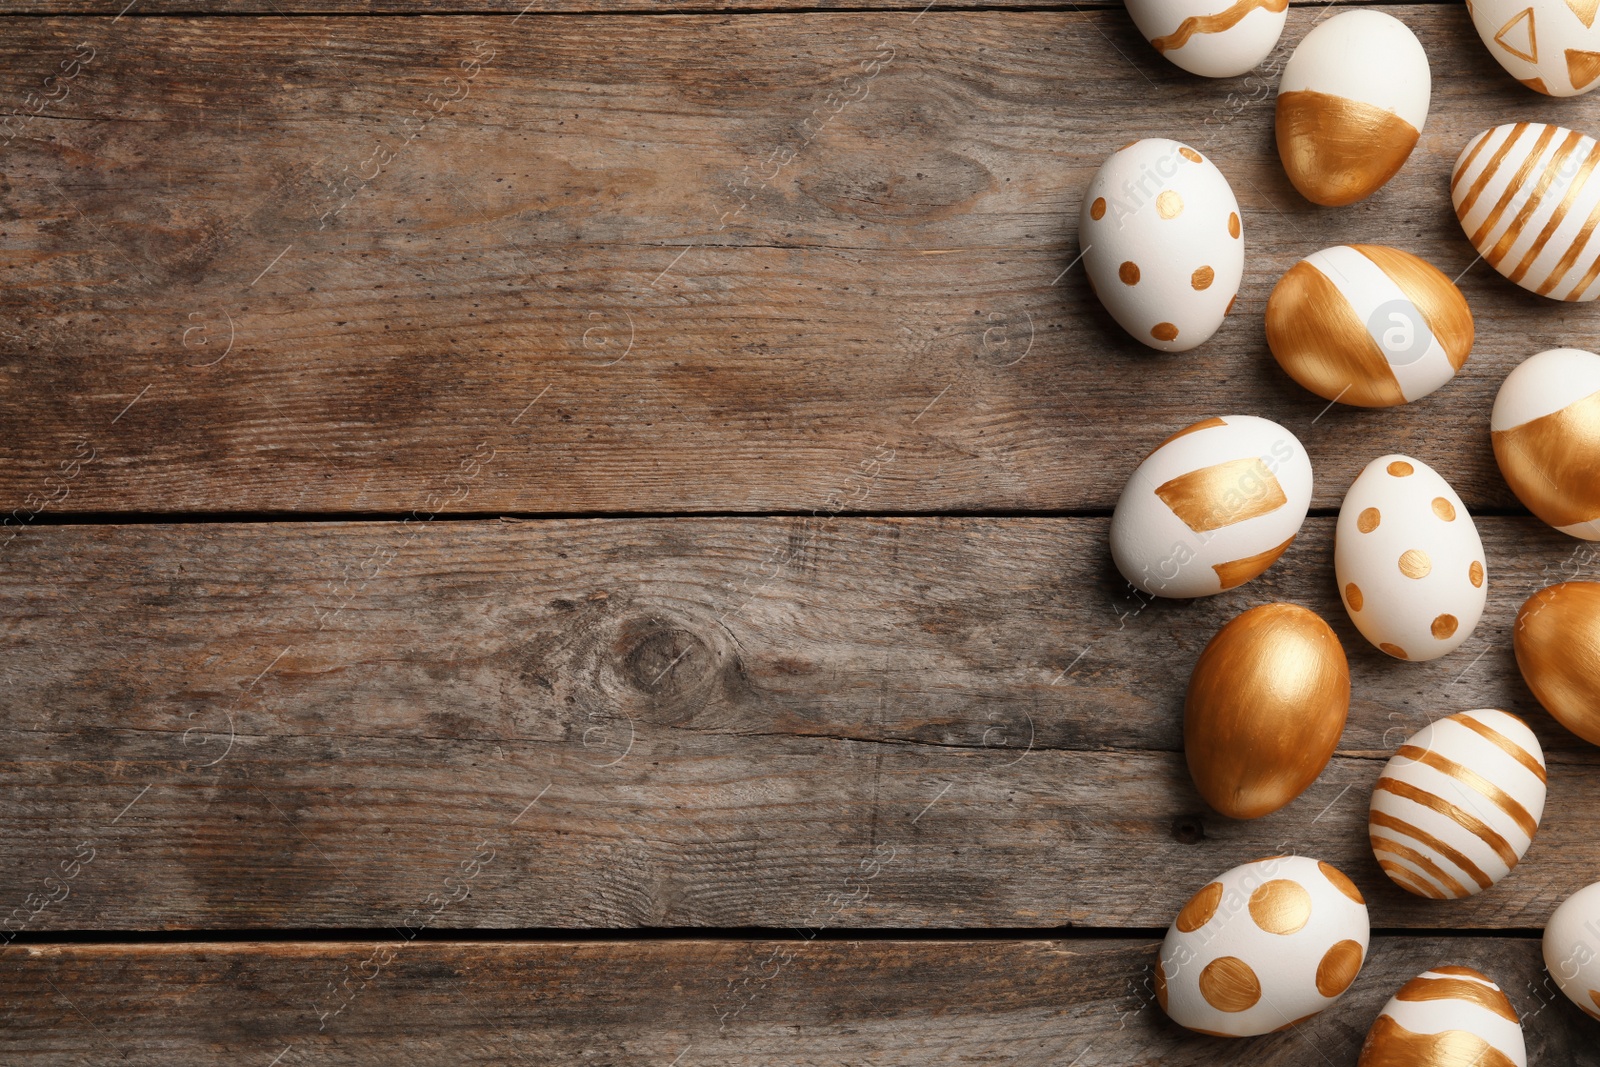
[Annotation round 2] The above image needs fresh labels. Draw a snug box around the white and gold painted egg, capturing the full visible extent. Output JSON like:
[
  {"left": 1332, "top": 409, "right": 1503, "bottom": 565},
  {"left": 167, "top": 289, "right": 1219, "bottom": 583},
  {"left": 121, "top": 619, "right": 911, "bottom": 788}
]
[
  {"left": 1335, "top": 455, "right": 1487, "bottom": 661},
  {"left": 1124, "top": 0, "right": 1287, "bottom": 77},
  {"left": 1369, "top": 709, "right": 1546, "bottom": 899},
  {"left": 1469, "top": 0, "right": 1600, "bottom": 96},
  {"left": 1491, "top": 348, "right": 1600, "bottom": 538},
  {"left": 1080, "top": 139, "right": 1244, "bottom": 352},
  {"left": 1515, "top": 581, "right": 1600, "bottom": 746},
  {"left": 1452, "top": 122, "right": 1600, "bottom": 300},
  {"left": 1276, "top": 11, "right": 1431, "bottom": 206},
  {"left": 1110, "top": 415, "right": 1312, "bottom": 597},
  {"left": 1543, "top": 880, "right": 1600, "bottom": 1021},
  {"left": 1265, "top": 244, "right": 1474, "bottom": 406},
  {"left": 1157, "top": 855, "right": 1370, "bottom": 1037},
  {"left": 1356, "top": 967, "right": 1527, "bottom": 1066}
]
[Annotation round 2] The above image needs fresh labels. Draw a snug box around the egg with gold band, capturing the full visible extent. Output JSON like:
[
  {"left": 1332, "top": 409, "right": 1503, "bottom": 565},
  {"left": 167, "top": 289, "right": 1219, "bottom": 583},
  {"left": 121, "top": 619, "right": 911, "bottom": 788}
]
[
  {"left": 1514, "top": 581, "right": 1600, "bottom": 746},
  {"left": 1468, "top": 0, "right": 1600, "bottom": 96},
  {"left": 1356, "top": 967, "right": 1526, "bottom": 1067},
  {"left": 1368, "top": 709, "right": 1545, "bottom": 899},
  {"left": 1335, "top": 454, "right": 1487, "bottom": 661},
  {"left": 1124, "top": 0, "right": 1287, "bottom": 77},
  {"left": 1491, "top": 348, "right": 1600, "bottom": 538},
  {"left": 1110, "top": 415, "right": 1312, "bottom": 598},
  {"left": 1157, "top": 855, "right": 1369, "bottom": 1037},
  {"left": 1266, "top": 245, "right": 1473, "bottom": 407},
  {"left": 1275, "top": 10, "right": 1431, "bottom": 206},
  {"left": 1186, "top": 603, "right": 1349, "bottom": 820},
  {"left": 1543, "top": 881, "right": 1600, "bottom": 1021},
  {"left": 1452, "top": 122, "right": 1600, "bottom": 300}
]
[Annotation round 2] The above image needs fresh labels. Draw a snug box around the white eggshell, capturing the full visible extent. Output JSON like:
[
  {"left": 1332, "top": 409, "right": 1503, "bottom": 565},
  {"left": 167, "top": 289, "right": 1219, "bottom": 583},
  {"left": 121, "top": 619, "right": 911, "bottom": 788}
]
[
  {"left": 1369, "top": 709, "right": 1546, "bottom": 899},
  {"left": 1452, "top": 123, "right": 1600, "bottom": 301},
  {"left": 1543, "top": 881, "right": 1600, "bottom": 1020},
  {"left": 1110, "top": 414, "right": 1312, "bottom": 598},
  {"left": 1334, "top": 454, "right": 1487, "bottom": 661},
  {"left": 1490, "top": 347, "right": 1600, "bottom": 539},
  {"left": 1279, "top": 11, "right": 1431, "bottom": 129},
  {"left": 1356, "top": 967, "right": 1527, "bottom": 1066},
  {"left": 1469, "top": 0, "right": 1600, "bottom": 96},
  {"left": 1124, "top": 0, "right": 1287, "bottom": 77},
  {"left": 1158, "top": 855, "right": 1370, "bottom": 1037},
  {"left": 1080, "top": 139, "right": 1244, "bottom": 352}
]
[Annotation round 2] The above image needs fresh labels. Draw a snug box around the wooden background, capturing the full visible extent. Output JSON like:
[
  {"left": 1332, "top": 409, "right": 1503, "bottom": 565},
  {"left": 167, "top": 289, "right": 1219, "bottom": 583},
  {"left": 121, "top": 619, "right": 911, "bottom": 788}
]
[{"left": 3, "top": 0, "right": 1599, "bottom": 1062}]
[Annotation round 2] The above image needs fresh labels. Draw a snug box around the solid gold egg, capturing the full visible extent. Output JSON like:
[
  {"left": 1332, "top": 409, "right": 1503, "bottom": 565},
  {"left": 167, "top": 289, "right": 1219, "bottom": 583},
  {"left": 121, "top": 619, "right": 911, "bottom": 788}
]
[
  {"left": 1186, "top": 603, "right": 1351, "bottom": 819},
  {"left": 1515, "top": 581, "right": 1600, "bottom": 746}
]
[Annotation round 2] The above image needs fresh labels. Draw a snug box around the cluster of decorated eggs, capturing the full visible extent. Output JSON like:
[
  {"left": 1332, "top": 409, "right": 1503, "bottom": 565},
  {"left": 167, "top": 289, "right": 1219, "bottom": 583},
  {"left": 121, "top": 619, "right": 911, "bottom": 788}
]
[{"left": 1086, "top": 0, "right": 1600, "bottom": 1049}]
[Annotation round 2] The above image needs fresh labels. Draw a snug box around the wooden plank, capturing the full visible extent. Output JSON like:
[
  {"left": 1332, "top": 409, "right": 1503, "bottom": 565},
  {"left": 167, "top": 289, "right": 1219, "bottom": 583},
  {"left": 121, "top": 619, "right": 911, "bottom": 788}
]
[
  {"left": 0, "top": 8, "right": 1567, "bottom": 515},
  {"left": 0, "top": 0, "right": 1411, "bottom": 15},
  {"left": 3, "top": 516, "right": 1596, "bottom": 930},
  {"left": 2, "top": 937, "right": 1597, "bottom": 1064}
]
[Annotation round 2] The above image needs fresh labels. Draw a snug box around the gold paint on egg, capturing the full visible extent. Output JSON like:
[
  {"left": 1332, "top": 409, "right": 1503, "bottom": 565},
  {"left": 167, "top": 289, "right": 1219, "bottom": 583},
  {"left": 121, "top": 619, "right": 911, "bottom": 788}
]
[
  {"left": 1370, "top": 834, "right": 1470, "bottom": 897},
  {"left": 1492, "top": 390, "right": 1600, "bottom": 530},
  {"left": 1179, "top": 146, "right": 1203, "bottom": 163},
  {"left": 1149, "top": 0, "right": 1289, "bottom": 52},
  {"left": 1379, "top": 642, "right": 1409, "bottom": 660},
  {"left": 1248, "top": 879, "right": 1312, "bottom": 934},
  {"left": 1154, "top": 959, "right": 1168, "bottom": 1011},
  {"left": 1156, "top": 190, "right": 1183, "bottom": 219},
  {"left": 1358, "top": 507, "right": 1381, "bottom": 533},
  {"left": 1090, "top": 197, "right": 1107, "bottom": 220},
  {"left": 1395, "top": 971, "right": 1519, "bottom": 1021},
  {"left": 1388, "top": 460, "right": 1414, "bottom": 477},
  {"left": 1275, "top": 90, "right": 1421, "bottom": 206},
  {"left": 1357, "top": 1014, "right": 1522, "bottom": 1067},
  {"left": 1211, "top": 535, "right": 1295, "bottom": 591},
  {"left": 1176, "top": 881, "right": 1224, "bottom": 932},
  {"left": 1320, "top": 861, "right": 1365, "bottom": 904},
  {"left": 1432, "top": 497, "right": 1457, "bottom": 521},
  {"left": 1225, "top": 294, "right": 1237, "bottom": 314},
  {"left": 1396, "top": 744, "right": 1538, "bottom": 837},
  {"left": 1228, "top": 212, "right": 1241, "bottom": 239},
  {"left": 1345, "top": 583, "right": 1364, "bottom": 611},
  {"left": 1453, "top": 714, "right": 1547, "bottom": 783},
  {"left": 1199, "top": 957, "right": 1262, "bottom": 1012},
  {"left": 1370, "top": 810, "right": 1494, "bottom": 890},
  {"left": 1470, "top": 560, "right": 1485, "bottom": 587},
  {"left": 1191, "top": 265, "right": 1214, "bottom": 291},
  {"left": 1154, "top": 457, "right": 1286, "bottom": 533},
  {"left": 1399, "top": 549, "right": 1432, "bottom": 579},
  {"left": 1265, "top": 260, "right": 1407, "bottom": 407},
  {"left": 1151, "top": 322, "right": 1179, "bottom": 342},
  {"left": 1375, "top": 776, "right": 1520, "bottom": 868},
  {"left": 1514, "top": 581, "right": 1600, "bottom": 745},
  {"left": 1316, "top": 940, "right": 1364, "bottom": 997},
  {"left": 1431, "top": 614, "right": 1459, "bottom": 639},
  {"left": 1150, "top": 416, "right": 1227, "bottom": 455},
  {"left": 1184, "top": 603, "right": 1350, "bottom": 820},
  {"left": 1119, "top": 261, "right": 1141, "bottom": 285},
  {"left": 1354, "top": 245, "right": 1475, "bottom": 373}
]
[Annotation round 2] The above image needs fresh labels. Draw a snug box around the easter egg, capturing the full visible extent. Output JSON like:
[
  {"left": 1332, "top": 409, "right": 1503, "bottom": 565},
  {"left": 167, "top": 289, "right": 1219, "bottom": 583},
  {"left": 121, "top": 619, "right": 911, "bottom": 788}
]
[
  {"left": 1110, "top": 415, "right": 1312, "bottom": 597},
  {"left": 1491, "top": 348, "right": 1600, "bottom": 538},
  {"left": 1186, "top": 603, "right": 1350, "bottom": 819},
  {"left": 1356, "top": 967, "right": 1526, "bottom": 1066},
  {"left": 1081, "top": 139, "right": 1244, "bottom": 352},
  {"left": 1158, "top": 855, "right": 1369, "bottom": 1036},
  {"left": 1265, "top": 244, "right": 1474, "bottom": 406},
  {"left": 1369, "top": 709, "right": 1546, "bottom": 899},
  {"left": 1452, "top": 122, "right": 1600, "bottom": 300},
  {"left": 1125, "top": 0, "right": 1287, "bottom": 77},
  {"left": 1468, "top": 0, "right": 1600, "bottom": 96},
  {"left": 1276, "top": 10, "right": 1431, "bottom": 206},
  {"left": 1543, "top": 881, "right": 1600, "bottom": 1020},
  {"left": 1335, "top": 455, "right": 1487, "bottom": 661},
  {"left": 1514, "top": 581, "right": 1600, "bottom": 745}
]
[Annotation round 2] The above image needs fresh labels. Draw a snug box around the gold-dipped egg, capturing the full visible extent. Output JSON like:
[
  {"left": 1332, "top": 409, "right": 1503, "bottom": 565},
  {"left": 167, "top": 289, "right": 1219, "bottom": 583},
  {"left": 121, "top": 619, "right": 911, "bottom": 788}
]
[
  {"left": 1275, "top": 11, "right": 1430, "bottom": 206},
  {"left": 1266, "top": 245, "right": 1473, "bottom": 407},
  {"left": 1186, "top": 603, "right": 1351, "bottom": 819},
  {"left": 1514, "top": 581, "right": 1600, "bottom": 746},
  {"left": 1356, "top": 966, "right": 1526, "bottom": 1067},
  {"left": 1491, "top": 348, "right": 1600, "bottom": 539}
]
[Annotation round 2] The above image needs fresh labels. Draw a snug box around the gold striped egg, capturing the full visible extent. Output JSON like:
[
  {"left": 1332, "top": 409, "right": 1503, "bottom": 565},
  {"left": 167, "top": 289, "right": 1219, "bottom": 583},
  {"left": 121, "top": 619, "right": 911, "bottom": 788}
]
[
  {"left": 1124, "top": 0, "right": 1288, "bottom": 78},
  {"left": 1266, "top": 245, "right": 1474, "bottom": 406},
  {"left": 1369, "top": 709, "right": 1546, "bottom": 899},
  {"left": 1452, "top": 122, "right": 1600, "bottom": 300},
  {"left": 1357, "top": 967, "right": 1526, "bottom": 1067},
  {"left": 1544, "top": 881, "right": 1600, "bottom": 1021},
  {"left": 1468, "top": 0, "right": 1600, "bottom": 97},
  {"left": 1158, "top": 856, "right": 1369, "bottom": 1036},
  {"left": 1276, "top": 11, "right": 1431, "bottom": 206},
  {"left": 1491, "top": 348, "right": 1600, "bottom": 539},
  {"left": 1109, "top": 415, "right": 1312, "bottom": 598},
  {"left": 1515, "top": 581, "right": 1600, "bottom": 745},
  {"left": 1186, "top": 603, "right": 1350, "bottom": 820}
]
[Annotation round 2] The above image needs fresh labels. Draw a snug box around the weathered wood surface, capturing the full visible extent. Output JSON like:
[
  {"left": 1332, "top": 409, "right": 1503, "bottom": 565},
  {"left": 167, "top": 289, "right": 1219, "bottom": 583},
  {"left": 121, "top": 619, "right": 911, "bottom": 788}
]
[
  {"left": 3, "top": 937, "right": 1597, "bottom": 1065},
  {"left": 4, "top": 516, "right": 1596, "bottom": 931},
  {"left": 0, "top": 0, "right": 1446, "bottom": 16},
  {"left": 0, "top": 8, "right": 1579, "bottom": 516}
]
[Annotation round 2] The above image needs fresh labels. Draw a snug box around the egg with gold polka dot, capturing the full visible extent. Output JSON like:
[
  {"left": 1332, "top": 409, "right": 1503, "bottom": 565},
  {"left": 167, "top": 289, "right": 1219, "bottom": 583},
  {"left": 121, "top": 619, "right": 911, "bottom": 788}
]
[
  {"left": 1335, "top": 454, "right": 1487, "bottom": 661},
  {"left": 1544, "top": 881, "right": 1600, "bottom": 1021},
  {"left": 1157, "top": 855, "right": 1370, "bottom": 1037},
  {"left": 1356, "top": 967, "right": 1526, "bottom": 1067},
  {"left": 1080, "top": 138, "right": 1243, "bottom": 352},
  {"left": 1369, "top": 709, "right": 1546, "bottom": 899}
]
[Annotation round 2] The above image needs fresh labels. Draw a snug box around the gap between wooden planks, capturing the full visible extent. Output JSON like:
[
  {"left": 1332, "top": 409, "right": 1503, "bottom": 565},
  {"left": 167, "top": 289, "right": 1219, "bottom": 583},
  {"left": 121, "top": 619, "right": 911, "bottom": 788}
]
[{"left": 0, "top": 7, "right": 1575, "bottom": 516}]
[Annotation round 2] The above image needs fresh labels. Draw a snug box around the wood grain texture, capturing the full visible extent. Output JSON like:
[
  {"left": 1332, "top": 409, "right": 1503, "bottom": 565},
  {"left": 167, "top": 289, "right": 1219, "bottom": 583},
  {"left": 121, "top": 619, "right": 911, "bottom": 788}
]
[
  {"left": 0, "top": 8, "right": 1575, "bottom": 515},
  {"left": 3, "top": 937, "right": 1598, "bottom": 1065},
  {"left": 4, "top": 516, "right": 1596, "bottom": 930}
]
